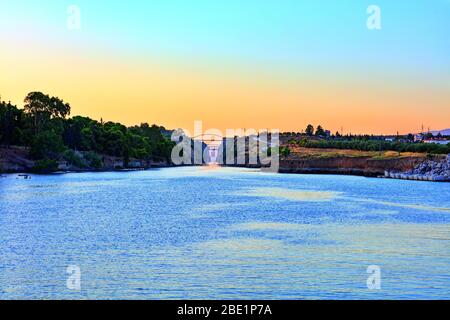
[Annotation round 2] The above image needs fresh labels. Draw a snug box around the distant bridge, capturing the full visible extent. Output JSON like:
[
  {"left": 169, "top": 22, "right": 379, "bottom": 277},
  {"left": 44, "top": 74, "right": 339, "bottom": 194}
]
[{"left": 191, "top": 134, "right": 224, "bottom": 149}]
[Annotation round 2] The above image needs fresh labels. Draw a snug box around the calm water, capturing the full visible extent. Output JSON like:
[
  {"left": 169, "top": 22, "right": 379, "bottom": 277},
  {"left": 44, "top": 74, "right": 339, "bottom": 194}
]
[{"left": 0, "top": 166, "right": 449, "bottom": 299}]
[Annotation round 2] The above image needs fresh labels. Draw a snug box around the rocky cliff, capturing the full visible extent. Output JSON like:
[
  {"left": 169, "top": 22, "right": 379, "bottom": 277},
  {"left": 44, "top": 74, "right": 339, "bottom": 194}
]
[
  {"left": 0, "top": 146, "right": 34, "bottom": 172},
  {"left": 385, "top": 155, "right": 450, "bottom": 182},
  {"left": 279, "top": 156, "right": 424, "bottom": 177},
  {"left": 0, "top": 146, "right": 171, "bottom": 173}
]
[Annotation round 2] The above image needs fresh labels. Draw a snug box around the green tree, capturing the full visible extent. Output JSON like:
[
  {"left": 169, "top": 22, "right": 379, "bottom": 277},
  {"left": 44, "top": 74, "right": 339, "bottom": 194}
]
[
  {"left": 280, "top": 146, "right": 291, "bottom": 157},
  {"left": 49, "top": 96, "right": 71, "bottom": 119},
  {"left": 2, "top": 91, "right": 179, "bottom": 168},
  {"left": 24, "top": 92, "right": 50, "bottom": 133},
  {"left": 305, "top": 124, "right": 314, "bottom": 136},
  {"left": 315, "top": 125, "right": 326, "bottom": 137},
  {"left": 0, "top": 101, "right": 24, "bottom": 146},
  {"left": 24, "top": 92, "right": 71, "bottom": 133},
  {"left": 30, "top": 130, "right": 65, "bottom": 159}
]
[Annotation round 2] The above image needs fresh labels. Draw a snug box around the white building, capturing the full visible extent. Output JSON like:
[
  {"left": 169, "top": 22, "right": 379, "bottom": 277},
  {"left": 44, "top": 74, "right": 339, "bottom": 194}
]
[
  {"left": 423, "top": 139, "right": 450, "bottom": 145},
  {"left": 414, "top": 134, "right": 424, "bottom": 142}
]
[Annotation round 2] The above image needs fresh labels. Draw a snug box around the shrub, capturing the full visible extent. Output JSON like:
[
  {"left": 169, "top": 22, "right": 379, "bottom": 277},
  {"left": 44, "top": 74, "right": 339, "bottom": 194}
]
[
  {"left": 280, "top": 146, "right": 291, "bottom": 157},
  {"left": 84, "top": 151, "right": 103, "bottom": 169},
  {"left": 62, "top": 149, "right": 85, "bottom": 168},
  {"left": 31, "top": 159, "right": 58, "bottom": 173},
  {"left": 301, "top": 139, "right": 450, "bottom": 155},
  {"left": 30, "top": 130, "right": 65, "bottom": 160}
]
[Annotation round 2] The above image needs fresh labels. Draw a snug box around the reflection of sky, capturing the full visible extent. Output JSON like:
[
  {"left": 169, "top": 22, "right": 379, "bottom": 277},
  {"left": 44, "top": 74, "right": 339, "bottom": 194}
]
[
  {"left": 1, "top": 167, "right": 450, "bottom": 299},
  {"left": 237, "top": 187, "right": 342, "bottom": 201}
]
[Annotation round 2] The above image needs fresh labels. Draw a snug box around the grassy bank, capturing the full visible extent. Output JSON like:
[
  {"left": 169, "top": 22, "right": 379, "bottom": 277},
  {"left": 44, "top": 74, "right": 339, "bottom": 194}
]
[{"left": 285, "top": 147, "right": 432, "bottom": 161}]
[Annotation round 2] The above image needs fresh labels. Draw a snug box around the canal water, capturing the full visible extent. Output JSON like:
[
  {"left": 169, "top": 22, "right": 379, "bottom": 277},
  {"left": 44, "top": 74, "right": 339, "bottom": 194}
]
[{"left": 0, "top": 166, "right": 449, "bottom": 299}]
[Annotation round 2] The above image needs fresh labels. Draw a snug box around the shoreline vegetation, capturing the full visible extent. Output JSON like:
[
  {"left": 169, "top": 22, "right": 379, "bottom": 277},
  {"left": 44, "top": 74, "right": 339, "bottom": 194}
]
[
  {"left": 0, "top": 92, "right": 175, "bottom": 174},
  {"left": 278, "top": 141, "right": 449, "bottom": 181},
  {"left": 1, "top": 91, "right": 449, "bottom": 181},
  {"left": 226, "top": 133, "right": 450, "bottom": 182}
]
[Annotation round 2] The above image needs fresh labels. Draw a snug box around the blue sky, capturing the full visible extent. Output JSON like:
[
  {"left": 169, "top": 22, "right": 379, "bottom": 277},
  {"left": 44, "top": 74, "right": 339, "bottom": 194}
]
[{"left": 2, "top": 0, "right": 449, "bottom": 72}]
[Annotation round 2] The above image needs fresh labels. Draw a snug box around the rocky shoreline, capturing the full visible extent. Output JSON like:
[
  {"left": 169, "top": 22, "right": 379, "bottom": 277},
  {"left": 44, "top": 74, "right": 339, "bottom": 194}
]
[
  {"left": 226, "top": 152, "right": 450, "bottom": 182},
  {"left": 0, "top": 146, "right": 173, "bottom": 174},
  {"left": 4, "top": 145, "right": 449, "bottom": 182},
  {"left": 384, "top": 155, "right": 450, "bottom": 182},
  {"left": 277, "top": 155, "right": 424, "bottom": 178}
]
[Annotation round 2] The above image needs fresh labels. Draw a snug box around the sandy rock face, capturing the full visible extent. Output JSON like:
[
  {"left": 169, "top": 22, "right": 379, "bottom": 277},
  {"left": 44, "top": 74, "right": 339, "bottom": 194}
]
[
  {"left": 397, "top": 155, "right": 450, "bottom": 181},
  {"left": 279, "top": 156, "right": 423, "bottom": 177}
]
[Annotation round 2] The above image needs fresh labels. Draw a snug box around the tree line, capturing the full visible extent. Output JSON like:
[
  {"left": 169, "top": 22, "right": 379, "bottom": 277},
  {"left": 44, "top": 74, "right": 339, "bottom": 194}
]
[
  {"left": 281, "top": 124, "right": 449, "bottom": 155},
  {"left": 0, "top": 92, "right": 175, "bottom": 170},
  {"left": 295, "top": 138, "right": 450, "bottom": 154}
]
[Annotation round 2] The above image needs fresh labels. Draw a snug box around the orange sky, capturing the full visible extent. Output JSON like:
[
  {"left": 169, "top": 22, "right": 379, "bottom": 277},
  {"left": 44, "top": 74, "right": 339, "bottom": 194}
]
[
  {"left": 1, "top": 6, "right": 449, "bottom": 136},
  {"left": 2, "top": 44, "right": 449, "bottom": 136}
]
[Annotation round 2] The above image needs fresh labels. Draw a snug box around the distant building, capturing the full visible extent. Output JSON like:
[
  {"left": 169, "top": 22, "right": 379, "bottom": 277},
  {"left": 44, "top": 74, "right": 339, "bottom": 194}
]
[
  {"left": 423, "top": 139, "right": 450, "bottom": 145},
  {"left": 414, "top": 134, "right": 424, "bottom": 142},
  {"left": 57, "top": 161, "right": 69, "bottom": 171},
  {"left": 128, "top": 160, "right": 144, "bottom": 168},
  {"left": 113, "top": 160, "right": 124, "bottom": 168}
]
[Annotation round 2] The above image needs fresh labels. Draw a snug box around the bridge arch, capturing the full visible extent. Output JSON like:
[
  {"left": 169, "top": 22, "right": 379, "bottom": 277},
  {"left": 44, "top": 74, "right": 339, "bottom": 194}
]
[{"left": 191, "top": 133, "right": 224, "bottom": 146}]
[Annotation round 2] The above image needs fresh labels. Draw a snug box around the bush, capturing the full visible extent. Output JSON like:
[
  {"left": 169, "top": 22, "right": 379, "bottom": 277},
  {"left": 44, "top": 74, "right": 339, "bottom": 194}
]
[
  {"left": 62, "top": 149, "right": 85, "bottom": 168},
  {"left": 301, "top": 139, "right": 450, "bottom": 155},
  {"left": 280, "top": 146, "right": 291, "bottom": 157},
  {"left": 30, "top": 130, "right": 65, "bottom": 159},
  {"left": 31, "top": 159, "right": 58, "bottom": 173},
  {"left": 84, "top": 151, "right": 103, "bottom": 169}
]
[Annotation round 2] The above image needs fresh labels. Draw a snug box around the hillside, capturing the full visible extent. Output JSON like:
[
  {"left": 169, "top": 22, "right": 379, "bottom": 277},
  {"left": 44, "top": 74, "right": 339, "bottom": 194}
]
[
  {"left": 279, "top": 147, "right": 430, "bottom": 177},
  {"left": 431, "top": 128, "right": 450, "bottom": 136}
]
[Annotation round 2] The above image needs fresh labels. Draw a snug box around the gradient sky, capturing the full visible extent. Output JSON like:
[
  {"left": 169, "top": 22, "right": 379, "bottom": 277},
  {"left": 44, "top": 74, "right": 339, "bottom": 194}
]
[{"left": 0, "top": 0, "right": 449, "bottom": 134}]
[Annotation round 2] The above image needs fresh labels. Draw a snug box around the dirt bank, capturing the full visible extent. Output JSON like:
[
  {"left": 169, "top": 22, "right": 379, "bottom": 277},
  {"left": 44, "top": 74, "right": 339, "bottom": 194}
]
[
  {"left": 223, "top": 147, "right": 434, "bottom": 178},
  {"left": 0, "top": 146, "right": 34, "bottom": 172},
  {"left": 279, "top": 156, "right": 424, "bottom": 177},
  {"left": 0, "top": 146, "right": 171, "bottom": 173},
  {"left": 279, "top": 148, "right": 431, "bottom": 177}
]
